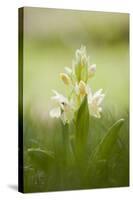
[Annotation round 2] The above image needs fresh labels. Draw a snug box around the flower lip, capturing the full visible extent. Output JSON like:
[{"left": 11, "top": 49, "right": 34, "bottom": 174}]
[{"left": 49, "top": 106, "right": 61, "bottom": 118}]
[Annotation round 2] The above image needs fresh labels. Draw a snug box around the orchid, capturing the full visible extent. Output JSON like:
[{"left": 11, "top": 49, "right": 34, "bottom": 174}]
[
  {"left": 26, "top": 46, "right": 126, "bottom": 192},
  {"left": 50, "top": 90, "right": 74, "bottom": 124},
  {"left": 87, "top": 88, "right": 105, "bottom": 118},
  {"left": 50, "top": 46, "right": 105, "bottom": 124}
]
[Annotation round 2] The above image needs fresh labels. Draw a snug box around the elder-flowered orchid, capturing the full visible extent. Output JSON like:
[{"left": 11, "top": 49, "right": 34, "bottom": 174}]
[
  {"left": 50, "top": 90, "right": 74, "bottom": 124},
  {"left": 87, "top": 88, "right": 105, "bottom": 118},
  {"left": 50, "top": 46, "right": 105, "bottom": 124}
]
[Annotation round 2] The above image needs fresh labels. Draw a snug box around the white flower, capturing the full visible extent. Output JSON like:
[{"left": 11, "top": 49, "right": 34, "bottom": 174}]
[
  {"left": 50, "top": 107, "right": 61, "bottom": 118},
  {"left": 87, "top": 88, "right": 105, "bottom": 118},
  {"left": 51, "top": 90, "right": 67, "bottom": 103},
  {"left": 88, "top": 64, "right": 96, "bottom": 78},
  {"left": 64, "top": 67, "right": 72, "bottom": 75},
  {"left": 49, "top": 90, "right": 74, "bottom": 124},
  {"left": 75, "top": 80, "right": 87, "bottom": 96}
]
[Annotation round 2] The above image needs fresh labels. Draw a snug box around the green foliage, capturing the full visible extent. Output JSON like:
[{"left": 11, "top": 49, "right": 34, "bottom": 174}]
[
  {"left": 27, "top": 148, "right": 54, "bottom": 172},
  {"left": 86, "top": 118, "right": 126, "bottom": 188},
  {"left": 92, "top": 118, "right": 125, "bottom": 161},
  {"left": 24, "top": 109, "right": 129, "bottom": 192},
  {"left": 75, "top": 96, "right": 89, "bottom": 162}
]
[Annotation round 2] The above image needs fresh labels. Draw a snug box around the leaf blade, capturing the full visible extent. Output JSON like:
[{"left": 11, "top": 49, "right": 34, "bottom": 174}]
[
  {"left": 93, "top": 118, "right": 125, "bottom": 161},
  {"left": 75, "top": 95, "right": 89, "bottom": 161}
]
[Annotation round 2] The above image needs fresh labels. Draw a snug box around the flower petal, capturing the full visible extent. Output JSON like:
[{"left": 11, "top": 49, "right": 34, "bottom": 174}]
[
  {"left": 51, "top": 90, "right": 68, "bottom": 104},
  {"left": 64, "top": 67, "right": 72, "bottom": 75},
  {"left": 49, "top": 107, "right": 61, "bottom": 118}
]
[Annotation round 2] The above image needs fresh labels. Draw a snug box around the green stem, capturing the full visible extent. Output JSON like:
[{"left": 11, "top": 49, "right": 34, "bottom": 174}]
[{"left": 61, "top": 122, "right": 70, "bottom": 166}]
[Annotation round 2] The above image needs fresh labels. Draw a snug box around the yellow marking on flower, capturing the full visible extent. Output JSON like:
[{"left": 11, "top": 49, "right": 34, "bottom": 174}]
[{"left": 60, "top": 73, "right": 71, "bottom": 85}]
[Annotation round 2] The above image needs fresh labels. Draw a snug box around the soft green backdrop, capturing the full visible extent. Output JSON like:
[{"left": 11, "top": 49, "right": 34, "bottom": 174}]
[{"left": 23, "top": 8, "right": 129, "bottom": 118}]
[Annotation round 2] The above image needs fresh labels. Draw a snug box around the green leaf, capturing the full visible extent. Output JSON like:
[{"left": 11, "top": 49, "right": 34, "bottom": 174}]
[
  {"left": 75, "top": 95, "right": 89, "bottom": 160},
  {"left": 27, "top": 148, "right": 54, "bottom": 171},
  {"left": 92, "top": 118, "right": 125, "bottom": 161},
  {"left": 87, "top": 119, "right": 125, "bottom": 186},
  {"left": 60, "top": 123, "right": 70, "bottom": 165}
]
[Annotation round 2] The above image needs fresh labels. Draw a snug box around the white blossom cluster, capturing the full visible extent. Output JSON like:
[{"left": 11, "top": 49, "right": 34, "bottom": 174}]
[{"left": 50, "top": 46, "right": 105, "bottom": 124}]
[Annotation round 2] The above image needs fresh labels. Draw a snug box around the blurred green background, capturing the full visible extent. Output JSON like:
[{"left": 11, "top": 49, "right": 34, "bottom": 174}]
[
  {"left": 22, "top": 8, "right": 129, "bottom": 192},
  {"left": 23, "top": 7, "right": 129, "bottom": 118}
]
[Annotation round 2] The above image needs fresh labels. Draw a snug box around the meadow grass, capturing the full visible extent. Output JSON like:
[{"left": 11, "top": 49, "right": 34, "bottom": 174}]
[{"left": 23, "top": 107, "right": 129, "bottom": 193}]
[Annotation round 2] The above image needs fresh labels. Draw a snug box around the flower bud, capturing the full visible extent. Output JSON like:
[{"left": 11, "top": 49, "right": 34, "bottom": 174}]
[
  {"left": 81, "top": 55, "right": 87, "bottom": 66},
  {"left": 79, "top": 80, "right": 86, "bottom": 96},
  {"left": 75, "top": 49, "right": 81, "bottom": 61},
  {"left": 88, "top": 64, "right": 96, "bottom": 78},
  {"left": 60, "top": 73, "right": 71, "bottom": 85}
]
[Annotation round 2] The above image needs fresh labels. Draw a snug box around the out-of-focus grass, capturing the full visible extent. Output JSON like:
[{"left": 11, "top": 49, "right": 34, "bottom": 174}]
[{"left": 23, "top": 108, "right": 129, "bottom": 193}]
